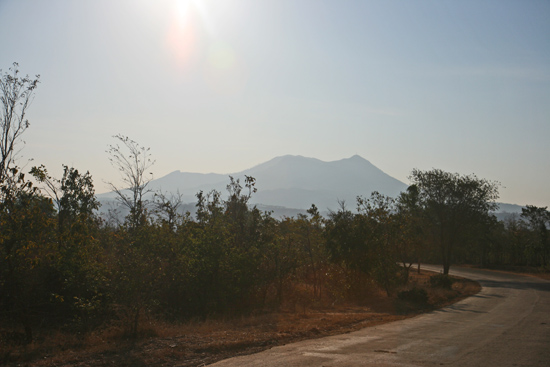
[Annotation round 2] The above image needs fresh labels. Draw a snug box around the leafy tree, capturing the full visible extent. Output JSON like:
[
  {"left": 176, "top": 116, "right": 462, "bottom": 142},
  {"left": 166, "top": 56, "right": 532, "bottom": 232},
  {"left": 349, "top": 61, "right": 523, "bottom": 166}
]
[
  {"left": 31, "top": 164, "right": 99, "bottom": 232},
  {"left": 224, "top": 175, "right": 259, "bottom": 249},
  {"left": 325, "top": 195, "right": 402, "bottom": 297},
  {"left": 186, "top": 189, "right": 229, "bottom": 316},
  {"left": 357, "top": 192, "right": 401, "bottom": 295},
  {"left": 501, "top": 216, "right": 532, "bottom": 266},
  {"left": 30, "top": 164, "right": 106, "bottom": 329},
  {"left": 409, "top": 169, "right": 499, "bottom": 274},
  {"left": 521, "top": 205, "right": 550, "bottom": 267},
  {"left": 108, "top": 225, "right": 165, "bottom": 336},
  {"left": 264, "top": 217, "right": 302, "bottom": 308},
  {"left": 295, "top": 204, "right": 326, "bottom": 299},
  {"left": 0, "top": 169, "right": 55, "bottom": 343},
  {"left": 325, "top": 201, "right": 366, "bottom": 273},
  {"left": 464, "top": 212, "right": 501, "bottom": 267}
]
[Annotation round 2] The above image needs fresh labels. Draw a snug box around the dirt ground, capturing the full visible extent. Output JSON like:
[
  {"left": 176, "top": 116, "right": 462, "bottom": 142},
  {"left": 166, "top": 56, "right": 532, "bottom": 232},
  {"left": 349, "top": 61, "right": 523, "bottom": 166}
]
[{"left": 4, "top": 271, "right": 481, "bottom": 367}]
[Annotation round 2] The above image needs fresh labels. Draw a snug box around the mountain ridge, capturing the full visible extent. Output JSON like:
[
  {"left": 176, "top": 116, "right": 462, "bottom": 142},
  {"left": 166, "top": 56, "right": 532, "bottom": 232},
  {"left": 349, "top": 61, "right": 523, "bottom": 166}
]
[
  {"left": 96, "top": 154, "right": 525, "bottom": 218},
  {"left": 97, "top": 155, "right": 408, "bottom": 212}
]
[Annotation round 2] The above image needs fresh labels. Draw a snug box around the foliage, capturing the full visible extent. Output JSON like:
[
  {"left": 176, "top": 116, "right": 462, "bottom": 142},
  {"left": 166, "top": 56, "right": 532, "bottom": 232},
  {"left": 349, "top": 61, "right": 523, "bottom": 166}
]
[
  {"left": 397, "top": 287, "right": 428, "bottom": 305},
  {"left": 6, "top": 62, "right": 550, "bottom": 357},
  {"left": 429, "top": 274, "right": 454, "bottom": 289},
  {"left": 395, "top": 184, "right": 425, "bottom": 279},
  {"left": 0, "top": 170, "right": 56, "bottom": 343},
  {"left": 325, "top": 194, "right": 402, "bottom": 296},
  {"left": 409, "top": 168, "right": 500, "bottom": 274},
  {"left": 520, "top": 205, "right": 550, "bottom": 268}
]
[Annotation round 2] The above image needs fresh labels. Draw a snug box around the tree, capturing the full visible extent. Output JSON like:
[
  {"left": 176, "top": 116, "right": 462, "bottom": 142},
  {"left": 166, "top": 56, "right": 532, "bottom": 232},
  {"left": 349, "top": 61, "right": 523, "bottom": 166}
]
[
  {"left": 356, "top": 192, "right": 401, "bottom": 295},
  {"left": 105, "top": 136, "right": 158, "bottom": 335},
  {"left": 0, "top": 63, "right": 39, "bottom": 188},
  {"left": 295, "top": 204, "right": 326, "bottom": 299},
  {"left": 29, "top": 164, "right": 106, "bottom": 331},
  {"left": 325, "top": 201, "right": 365, "bottom": 272},
  {"left": 31, "top": 164, "right": 99, "bottom": 233},
  {"left": 410, "top": 169, "right": 499, "bottom": 274},
  {"left": 153, "top": 190, "right": 184, "bottom": 230},
  {"left": 396, "top": 184, "right": 425, "bottom": 277},
  {"left": 106, "top": 135, "right": 155, "bottom": 230},
  {"left": 520, "top": 205, "right": 550, "bottom": 267},
  {"left": 0, "top": 169, "right": 55, "bottom": 343}
]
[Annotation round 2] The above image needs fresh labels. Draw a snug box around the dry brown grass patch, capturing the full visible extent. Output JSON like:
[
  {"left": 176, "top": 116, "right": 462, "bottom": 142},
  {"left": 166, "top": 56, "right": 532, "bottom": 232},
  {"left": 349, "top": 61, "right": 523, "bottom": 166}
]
[{"left": 3, "top": 270, "right": 480, "bottom": 367}]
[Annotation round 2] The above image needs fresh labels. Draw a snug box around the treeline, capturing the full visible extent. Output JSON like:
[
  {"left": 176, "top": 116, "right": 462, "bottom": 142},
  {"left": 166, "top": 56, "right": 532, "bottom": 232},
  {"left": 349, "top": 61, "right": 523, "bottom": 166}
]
[
  {"left": 2, "top": 158, "right": 549, "bottom": 343},
  {"left": 1, "top": 64, "right": 549, "bottom": 343}
]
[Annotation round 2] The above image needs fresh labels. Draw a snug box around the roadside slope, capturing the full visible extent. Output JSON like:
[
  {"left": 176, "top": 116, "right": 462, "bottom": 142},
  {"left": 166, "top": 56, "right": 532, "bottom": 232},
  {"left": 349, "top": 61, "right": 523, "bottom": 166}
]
[{"left": 210, "top": 266, "right": 550, "bottom": 367}]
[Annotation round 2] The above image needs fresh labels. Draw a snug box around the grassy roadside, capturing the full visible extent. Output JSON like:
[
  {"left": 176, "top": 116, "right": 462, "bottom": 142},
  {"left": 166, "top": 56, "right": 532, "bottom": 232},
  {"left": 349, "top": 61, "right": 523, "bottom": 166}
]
[{"left": 3, "top": 270, "right": 480, "bottom": 367}]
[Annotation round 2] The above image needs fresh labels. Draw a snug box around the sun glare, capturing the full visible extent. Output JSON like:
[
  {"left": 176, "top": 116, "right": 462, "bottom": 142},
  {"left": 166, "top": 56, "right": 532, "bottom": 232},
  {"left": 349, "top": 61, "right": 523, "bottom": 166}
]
[
  {"left": 166, "top": 0, "right": 245, "bottom": 94},
  {"left": 166, "top": 0, "right": 205, "bottom": 72},
  {"left": 174, "top": 0, "right": 215, "bottom": 36}
]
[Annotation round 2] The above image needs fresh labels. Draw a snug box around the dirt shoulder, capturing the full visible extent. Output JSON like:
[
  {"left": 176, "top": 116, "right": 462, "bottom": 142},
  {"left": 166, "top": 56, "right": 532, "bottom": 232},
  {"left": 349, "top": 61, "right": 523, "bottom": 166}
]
[{"left": 6, "top": 271, "right": 480, "bottom": 367}]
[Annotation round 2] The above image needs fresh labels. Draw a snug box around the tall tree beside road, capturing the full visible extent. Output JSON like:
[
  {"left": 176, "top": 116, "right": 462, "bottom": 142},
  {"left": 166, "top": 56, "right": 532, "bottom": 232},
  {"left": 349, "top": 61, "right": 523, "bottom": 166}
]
[{"left": 410, "top": 169, "right": 499, "bottom": 274}]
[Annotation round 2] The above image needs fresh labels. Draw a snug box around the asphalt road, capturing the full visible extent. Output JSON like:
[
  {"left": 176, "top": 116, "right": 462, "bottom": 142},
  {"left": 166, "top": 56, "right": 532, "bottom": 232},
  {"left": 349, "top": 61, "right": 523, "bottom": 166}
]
[{"left": 209, "top": 266, "right": 550, "bottom": 366}]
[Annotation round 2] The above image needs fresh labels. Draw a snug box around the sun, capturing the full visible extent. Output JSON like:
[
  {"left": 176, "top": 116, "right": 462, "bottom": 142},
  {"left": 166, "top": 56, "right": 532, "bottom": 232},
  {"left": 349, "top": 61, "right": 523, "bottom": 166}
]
[
  {"left": 174, "top": 0, "right": 215, "bottom": 37},
  {"left": 167, "top": 0, "right": 215, "bottom": 72}
]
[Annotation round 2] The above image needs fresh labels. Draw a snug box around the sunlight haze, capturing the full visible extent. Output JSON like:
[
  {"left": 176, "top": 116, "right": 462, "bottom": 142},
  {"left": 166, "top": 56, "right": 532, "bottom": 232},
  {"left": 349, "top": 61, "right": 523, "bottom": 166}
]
[{"left": 0, "top": 0, "right": 548, "bottom": 207}]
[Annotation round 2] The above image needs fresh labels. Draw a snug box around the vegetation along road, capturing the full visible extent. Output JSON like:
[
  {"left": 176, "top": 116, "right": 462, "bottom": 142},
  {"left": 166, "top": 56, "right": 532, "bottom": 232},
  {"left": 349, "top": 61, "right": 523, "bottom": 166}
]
[{"left": 210, "top": 266, "right": 550, "bottom": 366}]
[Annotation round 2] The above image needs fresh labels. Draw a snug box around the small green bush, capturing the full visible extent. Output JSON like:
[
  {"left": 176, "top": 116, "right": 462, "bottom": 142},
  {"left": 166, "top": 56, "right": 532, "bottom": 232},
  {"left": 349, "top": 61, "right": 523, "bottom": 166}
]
[
  {"left": 397, "top": 287, "right": 428, "bottom": 305},
  {"left": 429, "top": 274, "right": 454, "bottom": 289}
]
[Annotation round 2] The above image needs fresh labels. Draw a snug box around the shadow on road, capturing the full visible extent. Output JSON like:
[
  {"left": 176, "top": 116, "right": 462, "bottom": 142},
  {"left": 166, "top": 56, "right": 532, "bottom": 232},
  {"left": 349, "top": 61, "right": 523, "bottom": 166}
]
[{"left": 435, "top": 303, "right": 488, "bottom": 314}]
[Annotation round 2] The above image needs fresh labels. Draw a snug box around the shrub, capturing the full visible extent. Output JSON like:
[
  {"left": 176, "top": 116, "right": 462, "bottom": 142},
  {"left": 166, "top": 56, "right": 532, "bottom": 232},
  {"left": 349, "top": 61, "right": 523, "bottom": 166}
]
[
  {"left": 429, "top": 274, "right": 454, "bottom": 289},
  {"left": 397, "top": 287, "right": 428, "bottom": 305}
]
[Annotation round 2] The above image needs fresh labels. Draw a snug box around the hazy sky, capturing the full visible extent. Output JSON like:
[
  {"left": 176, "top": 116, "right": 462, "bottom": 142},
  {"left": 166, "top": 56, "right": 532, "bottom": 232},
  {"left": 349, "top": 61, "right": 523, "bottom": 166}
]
[{"left": 1, "top": 0, "right": 549, "bottom": 206}]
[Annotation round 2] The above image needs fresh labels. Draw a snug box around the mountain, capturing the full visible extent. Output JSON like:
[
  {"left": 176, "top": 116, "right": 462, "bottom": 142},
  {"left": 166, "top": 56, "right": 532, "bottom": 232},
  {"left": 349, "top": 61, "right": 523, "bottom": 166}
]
[
  {"left": 492, "top": 202, "right": 525, "bottom": 222},
  {"left": 242, "top": 155, "right": 407, "bottom": 210},
  {"left": 97, "top": 155, "right": 408, "bottom": 214},
  {"left": 495, "top": 203, "right": 524, "bottom": 214},
  {"left": 97, "top": 155, "right": 528, "bottom": 220}
]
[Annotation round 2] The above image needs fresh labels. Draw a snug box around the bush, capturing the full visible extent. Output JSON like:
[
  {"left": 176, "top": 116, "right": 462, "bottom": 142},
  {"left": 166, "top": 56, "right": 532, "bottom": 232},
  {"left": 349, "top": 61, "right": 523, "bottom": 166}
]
[
  {"left": 397, "top": 287, "right": 428, "bottom": 305},
  {"left": 429, "top": 274, "right": 454, "bottom": 289}
]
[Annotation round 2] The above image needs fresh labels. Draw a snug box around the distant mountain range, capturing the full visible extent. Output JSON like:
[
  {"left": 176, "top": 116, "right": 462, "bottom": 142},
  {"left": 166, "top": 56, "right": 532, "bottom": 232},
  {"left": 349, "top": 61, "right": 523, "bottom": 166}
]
[{"left": 97, "top": 155, "right": 524, "bottom": 219}]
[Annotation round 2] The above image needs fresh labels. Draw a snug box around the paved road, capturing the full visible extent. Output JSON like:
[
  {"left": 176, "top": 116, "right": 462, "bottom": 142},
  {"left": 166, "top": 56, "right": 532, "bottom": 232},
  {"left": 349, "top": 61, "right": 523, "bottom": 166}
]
[{"left": 209, "top": 266, "right": 550, "bottom": 366}]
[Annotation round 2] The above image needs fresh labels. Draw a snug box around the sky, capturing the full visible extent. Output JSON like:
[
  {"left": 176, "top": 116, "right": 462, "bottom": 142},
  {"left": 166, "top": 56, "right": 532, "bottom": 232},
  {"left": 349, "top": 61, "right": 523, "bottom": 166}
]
[{"left": 0, "top": 0, "right": 549, "bottom": 206}]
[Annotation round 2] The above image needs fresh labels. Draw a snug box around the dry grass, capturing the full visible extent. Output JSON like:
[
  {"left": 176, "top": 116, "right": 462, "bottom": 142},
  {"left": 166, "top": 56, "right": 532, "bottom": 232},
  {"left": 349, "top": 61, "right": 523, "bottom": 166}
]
[{"left": 2, "top": 271, "right": 480, "bottom": 367}]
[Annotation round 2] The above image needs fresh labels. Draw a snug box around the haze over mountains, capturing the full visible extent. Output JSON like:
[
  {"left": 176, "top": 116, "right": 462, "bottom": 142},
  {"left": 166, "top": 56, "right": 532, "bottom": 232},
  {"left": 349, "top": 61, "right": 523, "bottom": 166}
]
[
  {"left": 97, "top": 155, "right": 524, "bottom": 218},
  {"left": 98, "top": 155, "right": 406, "bottom": 215}
]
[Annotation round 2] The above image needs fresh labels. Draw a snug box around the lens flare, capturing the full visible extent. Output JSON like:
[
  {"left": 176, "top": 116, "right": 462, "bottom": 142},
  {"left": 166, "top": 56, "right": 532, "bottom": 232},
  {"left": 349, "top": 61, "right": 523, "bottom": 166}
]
[{"left": 166, "top": 0, "right": 246, "bottom": 94}]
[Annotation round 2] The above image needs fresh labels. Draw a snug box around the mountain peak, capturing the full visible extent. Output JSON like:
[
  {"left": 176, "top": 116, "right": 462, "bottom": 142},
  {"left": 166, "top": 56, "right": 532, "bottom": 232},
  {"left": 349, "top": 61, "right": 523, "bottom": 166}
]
[
  {"left": 346, "top": 154, "right": 368, "bottom": 163},
  {"left": 98, "top": 155, "right": 408, "bottom": 213}
]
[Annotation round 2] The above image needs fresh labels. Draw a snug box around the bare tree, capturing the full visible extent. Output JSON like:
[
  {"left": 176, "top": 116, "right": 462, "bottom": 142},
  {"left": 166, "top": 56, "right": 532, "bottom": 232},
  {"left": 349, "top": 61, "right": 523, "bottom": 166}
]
[
  {"left": 153, "top": 190, "right": 184, "bottom": 230},
  {"left": 106, "top": 135, "right": 155, "bottom": 229},
  {"left": 0, "top": 63, "right": 40, "bottom": 186}
]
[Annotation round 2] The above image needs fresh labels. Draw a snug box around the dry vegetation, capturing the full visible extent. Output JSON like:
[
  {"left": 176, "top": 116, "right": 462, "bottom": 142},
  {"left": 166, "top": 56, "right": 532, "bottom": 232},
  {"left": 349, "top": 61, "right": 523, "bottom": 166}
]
[{"left": 2, "top": 270, "right": 480, "bottom": 367}]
